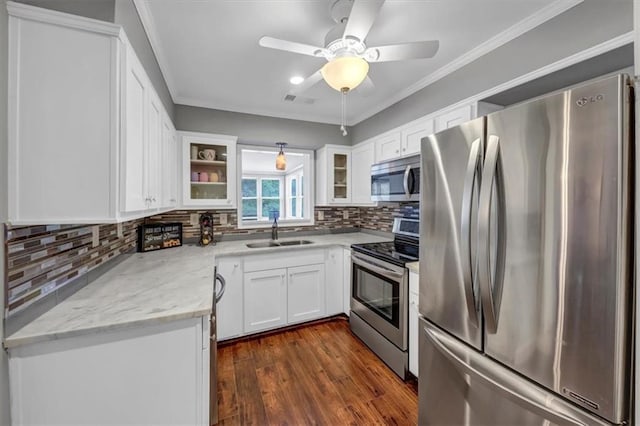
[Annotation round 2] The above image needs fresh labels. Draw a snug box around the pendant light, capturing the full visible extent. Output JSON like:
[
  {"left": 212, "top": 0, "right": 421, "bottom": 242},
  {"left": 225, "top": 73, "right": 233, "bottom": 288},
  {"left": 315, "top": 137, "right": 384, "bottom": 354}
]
[{"left": 275, "top": 142, "right": 288, "bottom": 170}]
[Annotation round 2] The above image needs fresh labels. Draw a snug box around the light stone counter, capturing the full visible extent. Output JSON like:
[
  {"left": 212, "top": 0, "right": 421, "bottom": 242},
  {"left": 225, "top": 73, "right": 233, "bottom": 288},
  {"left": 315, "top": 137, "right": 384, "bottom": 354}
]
[
  {"left": 212, "top": 231, "right": 392, "bottom": 258},
  {"left": 4, "top": 231, "right": 394, "bottom": 349},
  {"left": 5, "top": 245, "right": 216, "bottom": 349}
]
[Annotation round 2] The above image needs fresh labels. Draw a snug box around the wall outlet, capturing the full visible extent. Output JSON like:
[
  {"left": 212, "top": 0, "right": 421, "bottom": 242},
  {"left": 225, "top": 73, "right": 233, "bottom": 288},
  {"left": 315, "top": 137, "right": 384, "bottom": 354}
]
[
  {"left": 190, "top": 213, "right": 199, "bottom": 226},
  {"left": 318, "top": 211, "right": 324, "bottom": 221},
  {"left": 116, "top": 222, "right": 123, "bottom": 238},
  {"left": 219, "top": 213, "right": 228, "bottom": 225},
  {"left": 91, "top": 226, "right": 100, "bottom": 248},
  {"left": 343, "top": 211, "right": 349, "bottom": 220}
]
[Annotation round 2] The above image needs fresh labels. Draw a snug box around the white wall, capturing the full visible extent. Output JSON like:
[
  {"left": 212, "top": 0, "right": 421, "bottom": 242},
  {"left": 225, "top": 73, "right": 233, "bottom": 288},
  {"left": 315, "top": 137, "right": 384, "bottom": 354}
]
[{"left": 0, "top": 0, "right": 11, "bottom": 423}]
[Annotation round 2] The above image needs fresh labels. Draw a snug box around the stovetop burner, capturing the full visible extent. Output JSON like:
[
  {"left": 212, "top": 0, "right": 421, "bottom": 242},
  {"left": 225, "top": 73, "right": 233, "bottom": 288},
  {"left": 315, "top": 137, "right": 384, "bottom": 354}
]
[{"left": 351, "top": 238, "right": 419, "bottom": 267}]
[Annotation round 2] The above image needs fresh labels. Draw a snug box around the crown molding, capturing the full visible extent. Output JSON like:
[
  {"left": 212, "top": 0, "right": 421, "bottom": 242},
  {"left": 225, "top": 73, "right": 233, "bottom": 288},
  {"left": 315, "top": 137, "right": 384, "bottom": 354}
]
[
  {"left": 6, "top": 1, "right": 122, "bottom": 37},
  {"left": 174, "top": 95, "right": 343, "bottom": 126},
  {"left": 132, "top": 0, "right": 179, "bottom": 103},
  {"left": 349, "top": 0, "right": 583, "bottom": 124}
]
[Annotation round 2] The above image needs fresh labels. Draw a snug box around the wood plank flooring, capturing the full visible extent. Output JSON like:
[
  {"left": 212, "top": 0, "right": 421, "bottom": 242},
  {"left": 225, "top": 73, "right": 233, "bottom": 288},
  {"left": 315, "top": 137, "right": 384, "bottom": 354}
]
[{"left": 217, "top": 318, "right": 418, "bottom": 425}]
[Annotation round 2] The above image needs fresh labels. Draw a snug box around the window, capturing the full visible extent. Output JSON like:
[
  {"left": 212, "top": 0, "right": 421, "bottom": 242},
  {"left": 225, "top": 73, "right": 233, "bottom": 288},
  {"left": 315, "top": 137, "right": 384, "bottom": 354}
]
[
  {"left": 286, "top": 169, "right": 304, "bottom": 219},
  {"left": 241, "top": 177, "right": 283, "bottom": 221},
  {"left": 238, "top": 146, "right": 314, "bottom": 228}
]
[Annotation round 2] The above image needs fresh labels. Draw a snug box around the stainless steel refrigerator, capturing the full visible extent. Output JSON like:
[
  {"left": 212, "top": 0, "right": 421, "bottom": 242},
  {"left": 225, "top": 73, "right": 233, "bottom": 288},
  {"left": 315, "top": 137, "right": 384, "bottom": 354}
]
[{"left": 418, "top": 74, "right": 633, "bottom": 425}]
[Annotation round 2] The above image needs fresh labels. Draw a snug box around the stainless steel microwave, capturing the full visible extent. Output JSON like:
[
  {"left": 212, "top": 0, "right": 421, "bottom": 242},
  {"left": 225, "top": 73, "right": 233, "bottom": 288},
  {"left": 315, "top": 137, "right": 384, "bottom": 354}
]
[{"left": 371, "top": 155, "right": 420, "bottom": 202}]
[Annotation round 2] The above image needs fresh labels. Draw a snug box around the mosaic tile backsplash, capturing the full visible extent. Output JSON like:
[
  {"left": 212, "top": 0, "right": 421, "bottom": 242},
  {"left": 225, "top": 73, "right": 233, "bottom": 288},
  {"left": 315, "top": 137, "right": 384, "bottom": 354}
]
[
  {"left": 5, "top": 220, "right": 141, "bottom": 317},
  {"left": 4, "top": 203, "right": 412, "bottom": 318}
]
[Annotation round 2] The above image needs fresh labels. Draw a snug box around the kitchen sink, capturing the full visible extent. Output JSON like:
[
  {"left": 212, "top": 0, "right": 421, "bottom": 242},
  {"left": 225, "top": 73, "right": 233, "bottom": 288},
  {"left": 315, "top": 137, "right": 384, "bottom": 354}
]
[
  {"left": 278, "top": 240, "right": 313, "bottom": 246},
  {"left": 246, "top": 241, "right": 281, "bottom": 248},
  {"left": 245, "top": 240, "right": 314, "bottom": 248}
]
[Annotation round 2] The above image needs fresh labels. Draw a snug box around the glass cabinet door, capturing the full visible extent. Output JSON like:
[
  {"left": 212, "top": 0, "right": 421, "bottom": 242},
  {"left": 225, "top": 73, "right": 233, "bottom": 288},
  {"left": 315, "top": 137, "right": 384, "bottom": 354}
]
[
  {"left": 182, "top": 134, "right": 237, "bottom": 207},
  {"left": 333, "top": 153, "right": 348, "bottom": 200}
]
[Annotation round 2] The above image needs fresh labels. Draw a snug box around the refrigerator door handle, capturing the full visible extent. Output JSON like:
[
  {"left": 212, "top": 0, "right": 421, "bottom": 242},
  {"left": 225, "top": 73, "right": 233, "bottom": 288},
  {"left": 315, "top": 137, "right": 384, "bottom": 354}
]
[
  {"left": 403, "top": 165, "right": 411, "bottom": 198},
  {"left": 460, "top": 138, "right": 482, "bottom": 328},
  {"left": 423, "top": 323, "right": 611, "bottom": 426},
  {"left": 477, "top": 134, "right": 507, "bottom": 334}
]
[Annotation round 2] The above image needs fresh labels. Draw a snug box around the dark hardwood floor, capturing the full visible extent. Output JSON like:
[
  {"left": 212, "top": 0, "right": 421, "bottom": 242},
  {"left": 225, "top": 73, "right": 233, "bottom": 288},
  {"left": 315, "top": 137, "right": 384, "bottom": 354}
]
[{"left": 217, "top": 318, "right": 418, "bottom": 425}]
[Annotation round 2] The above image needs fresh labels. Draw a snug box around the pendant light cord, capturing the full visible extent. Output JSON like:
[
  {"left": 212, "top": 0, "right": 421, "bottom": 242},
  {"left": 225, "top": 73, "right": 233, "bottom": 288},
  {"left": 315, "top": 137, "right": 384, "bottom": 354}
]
[{"left": 340, "top": 88, "right": 348, "bottom": 136}]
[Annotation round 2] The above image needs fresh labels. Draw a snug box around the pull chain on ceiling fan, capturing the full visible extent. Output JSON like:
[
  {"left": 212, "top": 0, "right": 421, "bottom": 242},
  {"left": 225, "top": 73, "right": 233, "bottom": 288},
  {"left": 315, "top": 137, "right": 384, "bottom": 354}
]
[{"left": 258, "top": 0, "right": 440, "bottom": 135}]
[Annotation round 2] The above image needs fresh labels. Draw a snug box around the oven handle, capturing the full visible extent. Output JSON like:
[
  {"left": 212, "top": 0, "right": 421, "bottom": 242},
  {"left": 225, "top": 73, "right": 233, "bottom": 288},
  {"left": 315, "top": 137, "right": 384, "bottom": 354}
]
[{"left": 352, "top": 253, "right": 405, "bottom": 281}]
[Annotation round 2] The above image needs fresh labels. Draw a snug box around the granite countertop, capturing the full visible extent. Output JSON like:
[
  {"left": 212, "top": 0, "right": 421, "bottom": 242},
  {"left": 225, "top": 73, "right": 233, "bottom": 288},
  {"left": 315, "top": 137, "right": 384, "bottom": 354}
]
[
  {"left": 407, "top": 262, "right": 419, "bottom": 274},
  {"left": 4, "top": 231, "right": 395, "bottom": 349},
  {"left": 212, "top": 231, "right": 392, "bottom": 257},
  {"left": 4, "top": 245, "right": 216, "bottom": 349}
]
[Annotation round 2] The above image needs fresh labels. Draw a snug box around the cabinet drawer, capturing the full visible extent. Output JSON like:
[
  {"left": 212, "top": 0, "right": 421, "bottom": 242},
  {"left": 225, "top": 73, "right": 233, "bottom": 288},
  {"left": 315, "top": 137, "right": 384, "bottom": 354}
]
[{"left": 244, "top": 250, "right": 325, "bottom": 272}]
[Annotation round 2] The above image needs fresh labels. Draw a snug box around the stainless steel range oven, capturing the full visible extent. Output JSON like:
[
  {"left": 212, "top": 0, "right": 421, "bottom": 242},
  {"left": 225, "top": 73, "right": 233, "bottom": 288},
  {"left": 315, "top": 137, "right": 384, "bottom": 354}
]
[{"left": 350, "top": 217, "right": 418, "bottom": 379}]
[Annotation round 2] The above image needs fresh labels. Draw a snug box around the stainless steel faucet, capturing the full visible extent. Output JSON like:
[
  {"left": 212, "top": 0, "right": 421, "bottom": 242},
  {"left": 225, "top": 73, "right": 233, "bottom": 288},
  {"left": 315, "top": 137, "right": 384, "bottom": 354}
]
[{"left": 271, "top": 217, "right": 278, "bottom": 241}]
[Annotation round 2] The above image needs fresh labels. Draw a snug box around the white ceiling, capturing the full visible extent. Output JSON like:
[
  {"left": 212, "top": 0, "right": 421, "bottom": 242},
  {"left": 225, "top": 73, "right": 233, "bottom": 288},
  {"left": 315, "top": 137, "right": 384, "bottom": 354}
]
[
  {"left": 242, "top": 149, "right": 307, "bottom": 174},
  {"left": 135, "top": 0, "right": 580, "bottom": 125}
]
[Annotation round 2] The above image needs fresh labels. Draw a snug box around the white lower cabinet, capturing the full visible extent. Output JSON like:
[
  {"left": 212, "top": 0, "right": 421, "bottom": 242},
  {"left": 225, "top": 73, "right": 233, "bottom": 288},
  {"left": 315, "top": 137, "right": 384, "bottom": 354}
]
[
  {"left": 325, "top": 247, "right": 345, "bottom": 316},
  {"left": 343, "top": 248, "right": 352, "bottom": 315},
  {"left": 216, "top": 247, "right": 351, "bottom": 339},
  {"left": 288, "top": 264, "right": 326, "bottom": 324},
  {"left": 216, "top": 257, "right": 244, "bottom": 341},
  {"left": 409, "top": 270, "right": 419, "bottom": 377},
  {"left": 244, "top": 268, "right": 288, "bottom": 333},
  {"left": 8, "top": 317, "right": 209, "bottom": 426}
]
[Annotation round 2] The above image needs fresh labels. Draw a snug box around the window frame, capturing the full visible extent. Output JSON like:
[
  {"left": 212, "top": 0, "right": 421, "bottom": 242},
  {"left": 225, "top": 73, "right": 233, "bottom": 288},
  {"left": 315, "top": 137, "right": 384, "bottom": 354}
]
[
  {"left": 241, "top": 176, "right": 285, "bottom": 221},
  {"left": 237, "top": 145, "right": 315, "bottom": 229}
]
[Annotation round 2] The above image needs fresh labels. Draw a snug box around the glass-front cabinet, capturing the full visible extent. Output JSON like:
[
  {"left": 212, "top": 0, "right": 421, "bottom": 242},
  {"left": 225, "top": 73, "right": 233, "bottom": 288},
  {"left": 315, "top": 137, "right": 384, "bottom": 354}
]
[
  {"left": 316, "top": 145, "right": 352, "bottom": 205},
  {"left": 181, "top": 132, "right": 237, "bottom": 208}
]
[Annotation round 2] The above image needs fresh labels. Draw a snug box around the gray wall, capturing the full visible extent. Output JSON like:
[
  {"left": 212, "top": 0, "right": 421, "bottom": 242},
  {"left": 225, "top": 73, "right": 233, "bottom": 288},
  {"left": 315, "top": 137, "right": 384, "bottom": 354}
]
[
  {"left": 351, "top": 0, "right": 633, "bottom": 143},
  {"left": 1, "top": 0, "right": 11, "bottom": 423},
  {"left": 113, "top": 0, "right": 174, "bottom": 119},
  {"left": 175, "top": 105, "right": 350, "bottom": 150},
  {"left": 16, "top": 0, "right": 114, "bottom": 21}
]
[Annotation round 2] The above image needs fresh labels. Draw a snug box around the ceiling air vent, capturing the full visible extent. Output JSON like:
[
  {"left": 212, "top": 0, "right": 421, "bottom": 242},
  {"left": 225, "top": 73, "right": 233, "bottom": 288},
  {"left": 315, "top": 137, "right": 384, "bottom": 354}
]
[{"left": 283, "top": 94, "right": 315, "bottom": 105}]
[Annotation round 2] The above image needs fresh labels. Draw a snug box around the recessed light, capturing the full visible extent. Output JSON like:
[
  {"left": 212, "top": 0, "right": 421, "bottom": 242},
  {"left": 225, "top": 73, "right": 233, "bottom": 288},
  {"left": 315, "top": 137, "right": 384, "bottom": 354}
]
[{"left": 290, "top": 76, "right": 304, "bottom": 85}]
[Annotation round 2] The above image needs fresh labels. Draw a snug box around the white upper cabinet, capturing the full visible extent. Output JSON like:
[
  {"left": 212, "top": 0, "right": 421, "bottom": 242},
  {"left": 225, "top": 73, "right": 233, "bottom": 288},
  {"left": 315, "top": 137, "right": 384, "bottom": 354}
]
[
  {"left": 401, "top": 119, "right": 434, "bottom": 157},
  {"left": 435, "top": 104, "right": 473, "bottom": 132},
  {"left": 316, "top": 145, "right": 353, "bottom": 205},
  {"left": 375, "top": 132, "right": 402, "bottom": 162},
  {"left": 161, "top": 113, "right": 178, "bottom": 209},
  {"left": 181, "top": 132, "right": 237, "bottom": 208},
  {"left": 8, "top": 3, "right": 119, "bottom": 224},
  {"left": 372, "top": 119, "right": 433, "bottom": 164},
  {"left": 122, "top": 48, "right": 149, "bottom": 213},
  {"left": 351, "top": 141, "right": 376, "bottom": 205},
  {"left": 7, "top": 3, "right": 178, "bottom": 224}
]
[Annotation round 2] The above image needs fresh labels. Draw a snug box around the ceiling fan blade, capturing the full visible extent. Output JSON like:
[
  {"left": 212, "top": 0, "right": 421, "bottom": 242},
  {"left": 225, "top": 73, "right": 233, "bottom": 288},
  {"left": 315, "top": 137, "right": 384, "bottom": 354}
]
[
  {"left": 259, "top": 36, "right": 328, "bottom": 58},
  {"left": 343, "top": 0, "right": 384, "bottom": 42},
  {"left": 365, "top": 40, "right": 440, "bottom": 62},
  {"left": 290, "top": 69, "right": 324, "bottom": 95},
  {"left": 353, "top": 76, "right": 375, "bottom": 97}
]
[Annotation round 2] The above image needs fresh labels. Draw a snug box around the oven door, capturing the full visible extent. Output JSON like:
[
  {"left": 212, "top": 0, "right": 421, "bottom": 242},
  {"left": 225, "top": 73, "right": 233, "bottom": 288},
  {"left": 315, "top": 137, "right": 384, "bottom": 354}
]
[{"left": 351, "top": 253, "right": 408, "bottom": 350}]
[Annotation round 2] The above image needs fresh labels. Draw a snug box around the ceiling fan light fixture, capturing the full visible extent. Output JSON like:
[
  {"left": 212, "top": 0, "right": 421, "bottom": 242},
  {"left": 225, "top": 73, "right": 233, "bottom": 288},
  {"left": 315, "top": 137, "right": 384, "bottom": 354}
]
[
  {"left": 321, "top": 56, "right": 369, "bottom": 92},
  {"left": 275, "top": 142, "right": 288, "bottom": 170}
]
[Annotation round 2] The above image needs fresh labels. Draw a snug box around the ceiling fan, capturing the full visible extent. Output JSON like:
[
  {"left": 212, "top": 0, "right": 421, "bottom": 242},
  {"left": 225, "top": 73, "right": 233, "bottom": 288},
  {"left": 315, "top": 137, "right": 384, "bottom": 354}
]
[{"left": 258, "top": 0, "right": 440, "bottom": 98}]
